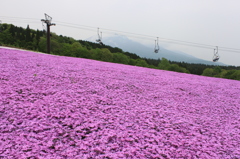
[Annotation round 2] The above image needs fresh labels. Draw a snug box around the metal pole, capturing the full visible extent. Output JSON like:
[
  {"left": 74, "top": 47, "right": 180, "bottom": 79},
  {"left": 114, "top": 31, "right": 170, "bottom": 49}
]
[
  {"left": 47, "top": 24, "right": 50, "bottom": 53},
  {"left": 41, "top": 13, "right": 55, "bottom": 54}
]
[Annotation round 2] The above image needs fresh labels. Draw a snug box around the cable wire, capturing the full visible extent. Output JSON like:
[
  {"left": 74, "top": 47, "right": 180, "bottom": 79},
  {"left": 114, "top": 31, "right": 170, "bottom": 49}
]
[{"left": 1, "top": 16, "right": 240, "bottom": 54}]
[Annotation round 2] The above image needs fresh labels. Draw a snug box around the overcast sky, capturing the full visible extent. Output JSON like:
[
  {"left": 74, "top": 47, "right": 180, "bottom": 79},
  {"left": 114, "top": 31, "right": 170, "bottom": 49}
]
[{"left": 1, "top": 0, "right": 240, "bottom": 66}]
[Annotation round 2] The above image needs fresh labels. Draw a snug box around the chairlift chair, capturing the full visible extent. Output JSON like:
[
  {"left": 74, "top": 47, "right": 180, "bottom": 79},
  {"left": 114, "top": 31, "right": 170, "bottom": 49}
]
[
  {"left": 96, "top": 28, "right": 103, "bottom": 45},
  {"left": 213, "top": 56, "right": 219, "bottom": 62},
  {"left": 154, "top": 37, "right": 159, "bottom": 53},
  {"left": 212, "top": 46, "right": 220, "bottom": 62}
]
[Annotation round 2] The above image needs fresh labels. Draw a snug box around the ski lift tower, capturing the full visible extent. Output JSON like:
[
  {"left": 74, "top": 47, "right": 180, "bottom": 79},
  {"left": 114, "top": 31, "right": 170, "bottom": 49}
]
[{"left": 41, "top": 13, "right": 55, "bottom": 53}]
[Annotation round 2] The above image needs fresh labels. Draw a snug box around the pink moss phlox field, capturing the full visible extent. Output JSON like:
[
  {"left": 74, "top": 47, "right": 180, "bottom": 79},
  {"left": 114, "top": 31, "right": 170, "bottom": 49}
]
[{"left": 0, "top": 48, "right": 240, "bottom": 158}]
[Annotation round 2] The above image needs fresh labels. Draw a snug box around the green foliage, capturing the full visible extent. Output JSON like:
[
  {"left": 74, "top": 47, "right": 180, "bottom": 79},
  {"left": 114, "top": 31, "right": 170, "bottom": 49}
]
[
  {"left": 219, "top": 69, "right": 227, "bottom": 78},
  {"left": 0, "top": 30, "right": 12, "bottom": 45},
  {"left": 230, "top": 70, "right": 240, "bottom": 80},
  {"left": 128, "top": 59, "right": 137, "bottom": 65},
  {"left": 25, "top": 25, "right": 31, "bottom": 42},
  {"left": 90, "top": 48, "right": 113, "bottom": 62},
  {"left": 100, "top": 48, "right": 113, "bottom": 62},
  {"left": 51, "top": 39, "right": 63, "bottom": 54},
  {"left": 148, "top": 65, "right": 158, "bottom": 69},
  {"left": 158, "top": 58, "right": 189, "bottom": 73},
  {"left": 223, "top": 70, "right": 240, "bottom": 80},
  {"left": 70, "top": 42, "right": 82, "bottom": 57},
  {"left": 0, "top": 23, "right": 45, "bottom": 50},
  {"left": 213, "top": 66, "right": 222, "bottom": 76},
  {"left": 113, "top": 53, "right": 129, "bottom": 64},
  {"left": 123, "top": 52, "right": 140, "bottom": 59},
  {"left": 38, "top": 37, "right": 47, "bottom": 52},
  {"left": 202, "top": 67, "right": 222, "bottom": 77},
  {"left": 158, "top": 58, "right": 170, "bottom": 70},
  {"left": 202, "top": 68, "right": 214, "bottom": 77},
  {"left": 135, "top": 59, "right": 148, "bottom": 67},
  {"left": 202, "top": 67, "right": 240, "bottom": 80},
  {"left": 168, "top": 64, "right": 189, "bottom": 73}
]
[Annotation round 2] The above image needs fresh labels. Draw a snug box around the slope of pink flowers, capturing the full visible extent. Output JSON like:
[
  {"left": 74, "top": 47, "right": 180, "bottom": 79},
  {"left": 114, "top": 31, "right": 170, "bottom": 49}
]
[{"left": 0, "top": 48, "right": 240, "bottom": 159}]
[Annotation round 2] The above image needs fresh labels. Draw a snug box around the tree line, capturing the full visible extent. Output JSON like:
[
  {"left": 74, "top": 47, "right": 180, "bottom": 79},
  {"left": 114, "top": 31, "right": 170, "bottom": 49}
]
[{"left": 0, "top": 23, "right": 239, "bottom": 80}]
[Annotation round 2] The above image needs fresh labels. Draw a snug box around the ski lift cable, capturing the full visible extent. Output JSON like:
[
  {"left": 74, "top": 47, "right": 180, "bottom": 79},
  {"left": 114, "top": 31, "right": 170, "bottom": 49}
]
[
  {"left": 94, "top": 28, "right": 216, "bottom": 50},
  {"left": 218, "top": 46, "right": 240, "bottom": 51},
  {"left": 57, "top": 22, "right": 222, "bottom": 50},
  {"left": 57, "top": 24, "right": 240, "bottom": 53},
  {"left": 52, "top": 20, "right": 218, "bottom": 48},
  {"left": 54, "top": 20, "right": 96, "bottom": 30},
  {"left": 46, "top": 21, "right": 240, "bottom": 52},
  {"left": 7, "top": 17, "right": 236, "bottom": 52},
  {"left": 2, "top": 16, "right": 240, "bottom": 54},
  {"left": 57, "top": 23, "right": 96, "bottom": 32},
  {"left": 3, "top": 20, "right": 233, "bottom": 52},
  {"left": 218, "top": 49, "right": 240, "bottom": 54}
]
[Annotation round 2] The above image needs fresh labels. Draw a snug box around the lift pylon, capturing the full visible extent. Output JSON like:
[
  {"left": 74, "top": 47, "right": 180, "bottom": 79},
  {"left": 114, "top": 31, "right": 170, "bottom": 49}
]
[{"left": 41, "top": 13, "right": 56, "bottom": 53}]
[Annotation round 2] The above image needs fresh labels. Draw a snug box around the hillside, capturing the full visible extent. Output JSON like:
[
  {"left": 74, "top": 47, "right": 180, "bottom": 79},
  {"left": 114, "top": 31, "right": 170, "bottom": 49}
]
[{"left": 0, "top": 48, "right": 239, "bottom": 158}]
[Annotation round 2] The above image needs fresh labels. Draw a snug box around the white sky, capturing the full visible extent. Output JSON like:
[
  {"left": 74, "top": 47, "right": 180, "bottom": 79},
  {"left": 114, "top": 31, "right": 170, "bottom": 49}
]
[{"left": 1, "top": 0, "right": 240, "bottom": 66}]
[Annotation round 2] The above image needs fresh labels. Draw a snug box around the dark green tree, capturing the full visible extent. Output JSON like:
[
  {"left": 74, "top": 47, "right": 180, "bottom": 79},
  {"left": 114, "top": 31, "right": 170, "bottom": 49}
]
[{"left": 25, "top": 25, "right": 31, "bottom": 42}]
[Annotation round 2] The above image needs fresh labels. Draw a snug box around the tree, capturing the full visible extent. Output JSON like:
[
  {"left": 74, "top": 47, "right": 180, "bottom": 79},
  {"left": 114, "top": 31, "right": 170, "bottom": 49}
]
[
  {"left": 202, "top": 68, "right": 214, "bottom": 77},
  {"left": 70, "top": 42, "right": 82, "bottom": 57},
  {"left": 94, "top": 48, "right": 113, "bottom": 62},
  {"left": 212, "top": 66, "right": 222, "bottom": 77},
  {"left": 158, "top": 58, "right": 170, "bottom": 70},
  {"left": 50, "top": 39, "right": 62, "bottom": 54},
  {"left": 136, "top": 59, "right": 148, "bottom": 67},
  {"left": 25, "top": 25, "right": 31, "bottom": 42},
  {"left": 78, "top": 47, "right": 90, "bottom": 58},
  {"left": 9, "top": 24, "right": 16, "bottom": 38},
  {"left": 60, "top": 43, "right": 71, "bottom": 56},
  {"left": 36, "top": 29, "right": 40, "bottom": 44},
  {"left": 168, "top": 64, "right": 189, "bottom": 73},
  {"left": 230, "top": 70, "right": 240, "bottom": 80},
  {"left": 38, "top": 37, "right": 47, "bottom": 52},
  {"left": 129, "top": 59, "right": 136, "bottom": 65},
  {"left": 113, "top": 53, "right": 129, "bottom": 64},
  {"left": 101, "top": 48, "right": 113, "bottom": 62},
  {"left": 224, "top": 70, "right": 240, "bottom": 80}
]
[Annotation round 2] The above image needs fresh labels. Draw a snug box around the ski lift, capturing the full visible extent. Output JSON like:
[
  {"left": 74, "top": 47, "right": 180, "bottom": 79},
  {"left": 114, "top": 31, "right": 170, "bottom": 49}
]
[
  {"left": 154, "top": 37, "right": 159, "bottom": 53},
  {"left": 213, "top": 46, "right": 220, "bottom": 62},
  {"left": 96, "top": 28, "right": 104, "bottom": 45}
]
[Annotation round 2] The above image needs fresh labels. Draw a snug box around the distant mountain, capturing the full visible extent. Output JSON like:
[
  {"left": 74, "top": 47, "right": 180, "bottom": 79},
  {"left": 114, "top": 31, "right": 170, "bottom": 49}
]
[{"left": 86, "top": 35, "right": 225, "bottom": 66}]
